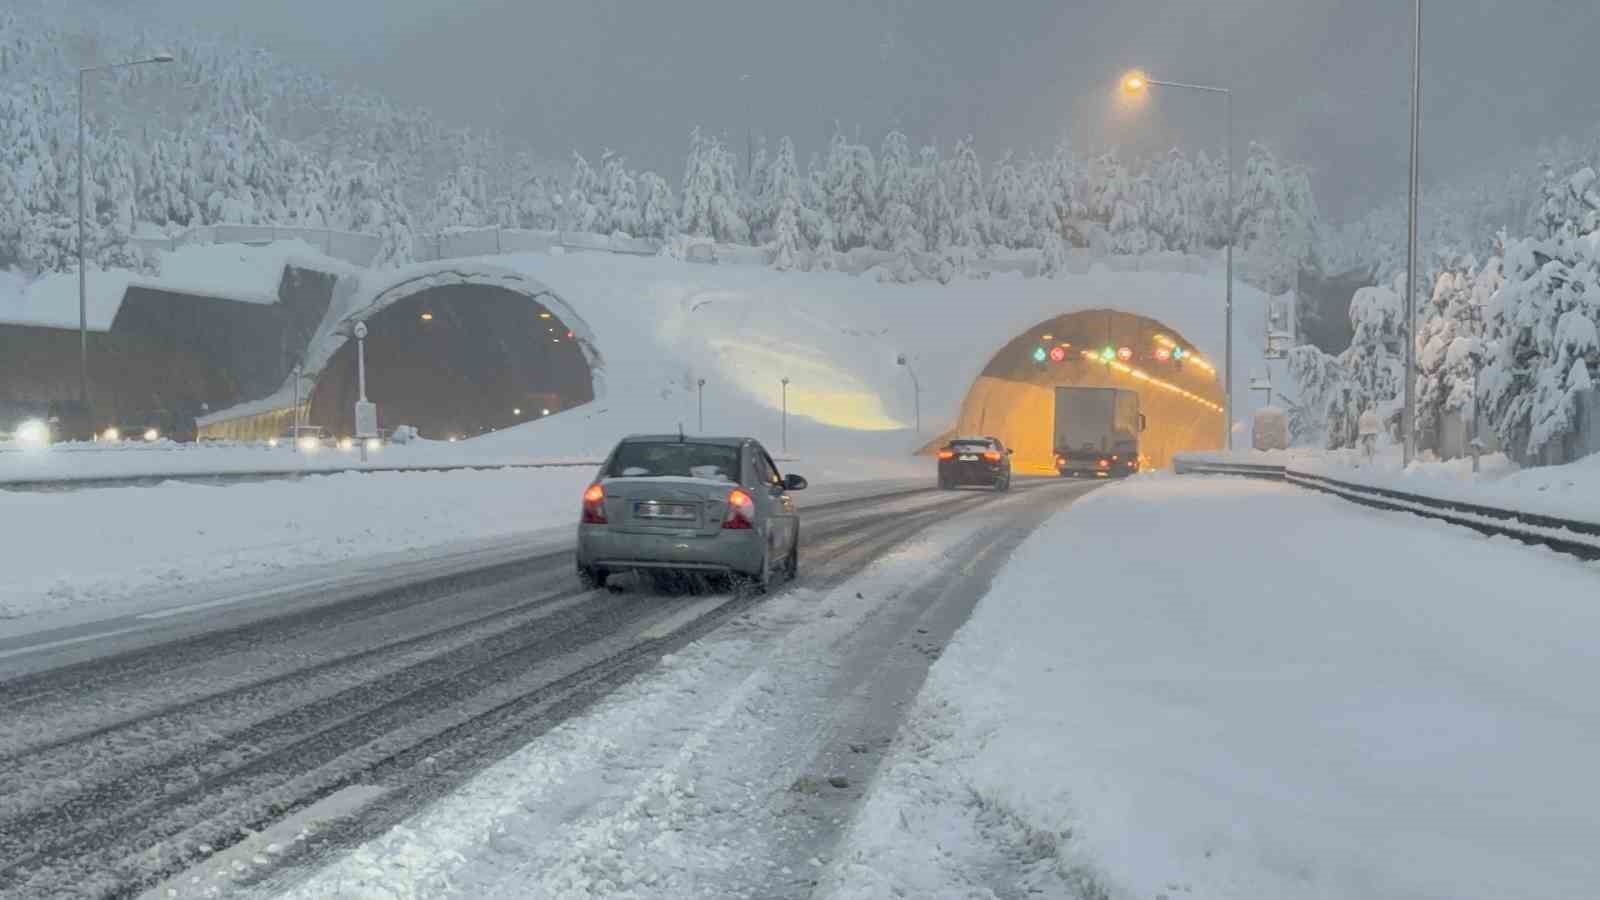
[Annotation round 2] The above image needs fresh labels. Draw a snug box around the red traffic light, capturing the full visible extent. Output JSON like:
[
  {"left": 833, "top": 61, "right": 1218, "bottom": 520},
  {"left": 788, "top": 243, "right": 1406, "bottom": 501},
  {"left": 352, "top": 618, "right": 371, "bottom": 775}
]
[
  {"left": 1117, "top": 346, "right": 1133, "bottom": 362},
  {"left": 1048, "top": 345, "right": 1067, "bottom": 363},
  {"left": 1155, "top": 347, "right": 1172, "bottom": 362}
]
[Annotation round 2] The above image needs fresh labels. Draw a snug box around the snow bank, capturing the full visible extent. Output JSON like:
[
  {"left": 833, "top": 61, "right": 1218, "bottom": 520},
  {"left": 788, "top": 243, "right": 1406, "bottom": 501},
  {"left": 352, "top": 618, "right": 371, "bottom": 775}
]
[
  {"left": 822, "top": 474, "right": 1600, "bottom": 900},
  {"left": 1182, "top": 445, "right": 1600, "bottom": 526}
]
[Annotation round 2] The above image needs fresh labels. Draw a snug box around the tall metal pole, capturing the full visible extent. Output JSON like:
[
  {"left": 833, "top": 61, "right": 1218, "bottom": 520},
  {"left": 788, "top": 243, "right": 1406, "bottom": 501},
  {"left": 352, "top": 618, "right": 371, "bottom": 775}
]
[
  {"left": 1224, "top": 88, "right": 1235, "bottom": 452},
  {"left": 357, "top": 334, "right": 368, "bottom": 463},
  {"left": 697, "top": 378, "right": 706, "bottom": 432},
  {"left": 1136, "top": 75, "right": 1234, "bottom": 451},
  {"left": 77, "top": 68, "right": 88, "bottom": 412},
  {"left": 1403, "top": 0, "right": 1423, "bottom": 466}
]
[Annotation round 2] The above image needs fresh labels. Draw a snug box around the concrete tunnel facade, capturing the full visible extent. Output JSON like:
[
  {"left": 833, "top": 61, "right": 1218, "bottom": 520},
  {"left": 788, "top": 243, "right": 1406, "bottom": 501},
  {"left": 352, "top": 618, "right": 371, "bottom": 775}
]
[{"left": 948, "top": 309, "right": 1225, "bottom": 473}]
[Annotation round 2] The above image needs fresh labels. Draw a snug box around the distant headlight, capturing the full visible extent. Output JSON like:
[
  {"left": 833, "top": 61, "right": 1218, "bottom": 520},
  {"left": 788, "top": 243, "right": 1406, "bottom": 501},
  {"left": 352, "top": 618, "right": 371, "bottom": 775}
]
[
  {"left": 102, "top": 427, "right": 121, "bottom": 442},
  {"left": 297, "top": 436, "right": 321, "bottom": 453},
  {"left": 15, "top": 418, "right": 50, "bottom": 450},
  {"left": 143, "top": 428, "right": 159, "bottom": 442},
  {"left": 338, "top": 437, "right": 354, "bottom": 451},
  {"left": 268, "top": 438, "right": 280, "bottom": 448},
  {"left": 364, "top": 438, "right": 381, "bottom": 452}
]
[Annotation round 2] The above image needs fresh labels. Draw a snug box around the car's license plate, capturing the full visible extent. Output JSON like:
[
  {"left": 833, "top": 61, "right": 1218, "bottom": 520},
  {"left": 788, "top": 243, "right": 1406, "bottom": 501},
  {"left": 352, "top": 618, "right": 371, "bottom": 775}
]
[
  {"left": 959, "top": 454, "right": 979, "bottom": 461},
  {"left": 635, "top": 501, "right": 697, "bottom": 520}
]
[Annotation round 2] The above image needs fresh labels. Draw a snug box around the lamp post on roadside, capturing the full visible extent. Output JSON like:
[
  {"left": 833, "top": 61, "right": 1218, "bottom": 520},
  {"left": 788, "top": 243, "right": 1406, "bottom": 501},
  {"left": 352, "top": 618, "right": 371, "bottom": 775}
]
[
  {"left": 78, "top": 52, "right": 174, "bottom": 418},
  {"left": 781, "top": 377, "right": 790, "bottom": 451},
  {"left": 697, "top": 378, "right": 706, "bottom": 432},
  {"left": 896, "top": 354, "right": 921, "bottom": 436},
  {"left": 353, "top": 321, "right": 376, "bottom": 463},
  {"left": 1122, "top": 69, "right": 1233, "bottom": 451},
  {"left": 1402, "top": 0, "right": 1424, "bottom": 466}
]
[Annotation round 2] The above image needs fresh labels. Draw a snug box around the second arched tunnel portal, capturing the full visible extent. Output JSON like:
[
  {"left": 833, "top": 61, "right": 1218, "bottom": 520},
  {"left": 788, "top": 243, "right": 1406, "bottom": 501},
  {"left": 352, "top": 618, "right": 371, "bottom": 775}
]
[
  {"left": 949, "top": 309, "right": 1225, "bottom": 473},
  {"left": 308, "top": 284, "right": 595, "bottom": 440}
]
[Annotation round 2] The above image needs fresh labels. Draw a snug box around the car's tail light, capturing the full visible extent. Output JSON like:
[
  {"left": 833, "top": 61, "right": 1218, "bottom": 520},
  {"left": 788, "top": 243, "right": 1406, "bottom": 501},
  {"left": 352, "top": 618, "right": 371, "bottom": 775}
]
[
  {"left": 1097, "top": 458, "right": 1109, "bottom": 469},
  {"left": 982, "top": 450, "right": 1002, "bottom": 462},
  {"left": 723, "top": 488, "right": 755, "bottom": 529},
  {"left": 581, "top": 483, "right": 607, "bottom": 524},
  {"left": 1111, "top": 454, "right": 1119, "bottom": 461},
  {"left": 1056, "top": 455, "right": 1066, "bottom": 466},
  {"left": 937, "top": 450, "right": 954, "bottom": 460}
]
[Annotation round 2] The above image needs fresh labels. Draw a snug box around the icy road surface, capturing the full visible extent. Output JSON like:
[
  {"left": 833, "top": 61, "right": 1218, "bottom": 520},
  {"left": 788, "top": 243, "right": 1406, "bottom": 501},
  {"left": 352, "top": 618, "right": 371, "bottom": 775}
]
[{"left": 0, "top": 477, "right": 1097, "bottom": 898}]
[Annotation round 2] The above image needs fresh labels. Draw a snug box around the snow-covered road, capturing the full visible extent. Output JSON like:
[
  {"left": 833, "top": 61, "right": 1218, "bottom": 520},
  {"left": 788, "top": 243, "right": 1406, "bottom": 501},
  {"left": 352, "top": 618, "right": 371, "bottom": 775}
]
[
  {"left": 0, "top": 477, "right": 1096, "bottom": 898},
  {"left": 822, "top": 473, "right": 1600, "bottom": 900}
]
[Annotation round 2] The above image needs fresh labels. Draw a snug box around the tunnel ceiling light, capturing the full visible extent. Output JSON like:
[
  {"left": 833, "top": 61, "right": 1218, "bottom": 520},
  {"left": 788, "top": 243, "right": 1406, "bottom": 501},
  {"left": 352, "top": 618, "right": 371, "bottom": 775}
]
[
  {"left": 1078, "top": 350, "right": 1224, "bottom": 413},
  {"left": 539, "top": 312, "right": 553, "bottom": 319},
  {"left": 1041, "top": 333, "right": 1054, "bottom": 341},
  {"left": 420, "top": 312, "right": 434, "bottom": 321}
]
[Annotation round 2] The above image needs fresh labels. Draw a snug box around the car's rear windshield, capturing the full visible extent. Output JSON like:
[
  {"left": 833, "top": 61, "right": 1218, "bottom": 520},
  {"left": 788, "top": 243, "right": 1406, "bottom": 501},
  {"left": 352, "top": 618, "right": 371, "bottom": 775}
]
[
  {"left": 949, "top": 441, "right": 992, "bottom": 453},
  {"left": 605, "top": 442, "right": 741, "bottom": 481}
]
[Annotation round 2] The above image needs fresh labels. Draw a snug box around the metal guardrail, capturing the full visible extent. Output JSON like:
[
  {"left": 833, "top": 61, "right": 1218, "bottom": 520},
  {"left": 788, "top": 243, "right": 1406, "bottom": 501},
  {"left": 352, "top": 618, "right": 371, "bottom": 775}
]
[
  {"left": 0, "top": 460, "right": 604, "bottom": 493},
  {"left": 1174, "top": 456, "right": 1600, "bottom": 562}
]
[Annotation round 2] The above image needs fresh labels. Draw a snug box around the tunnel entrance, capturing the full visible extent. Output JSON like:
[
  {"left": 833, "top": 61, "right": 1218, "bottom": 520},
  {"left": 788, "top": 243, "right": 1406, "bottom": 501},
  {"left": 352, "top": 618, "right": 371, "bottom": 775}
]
[
  {"left": 308, "top": 284, "right": 595, "bottom": 440},
  {"left": 952, "top": 309, "right": 1224, "bottom": 472}
]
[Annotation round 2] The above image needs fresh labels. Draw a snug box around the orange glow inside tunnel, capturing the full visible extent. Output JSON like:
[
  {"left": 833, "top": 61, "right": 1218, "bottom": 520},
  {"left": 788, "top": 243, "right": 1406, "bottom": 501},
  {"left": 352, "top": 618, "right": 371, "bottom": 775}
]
[{"left": 942, "top": 309, "right": 1224, "bottom": 473}]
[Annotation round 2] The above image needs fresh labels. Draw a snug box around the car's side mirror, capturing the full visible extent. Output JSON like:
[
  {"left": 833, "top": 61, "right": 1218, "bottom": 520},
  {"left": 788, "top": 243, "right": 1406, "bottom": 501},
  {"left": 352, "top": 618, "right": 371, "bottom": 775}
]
[
  {"left": 783, "top": 473, "right": 808, "bottom": 491},
  {"left": 1006, "top": 448, "right": 1014, "bottom": 455}
]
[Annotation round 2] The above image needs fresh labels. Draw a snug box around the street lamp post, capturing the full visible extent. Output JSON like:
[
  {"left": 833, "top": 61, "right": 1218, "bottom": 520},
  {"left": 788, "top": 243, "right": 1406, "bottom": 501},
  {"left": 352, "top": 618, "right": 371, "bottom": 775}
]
[
  {"left": 780, "top": 377, "right": 790, "bottom": 451},
  {"left": 896, "top": 354, "right": 921, "bottom": 435},
  {"left": 354, "top": 321, "right": 370, "bottom": 463},
  {"left": 1122, "top": 70, "right": 1234, "bottom": 451},
  {"left": 697, "top": 378, "right": 706, "bottom": 432},
  {"left": 78, "top": 52, "right": 174, "bottom": 421},
  {"left": 1403, "top": 0, "right": 1424, "bottom": 466}
]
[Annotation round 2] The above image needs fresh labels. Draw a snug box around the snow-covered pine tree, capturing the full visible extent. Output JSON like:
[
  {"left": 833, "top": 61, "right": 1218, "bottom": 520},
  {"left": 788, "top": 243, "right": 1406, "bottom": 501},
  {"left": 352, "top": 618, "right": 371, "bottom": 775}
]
[
  {"left": 636, "top": 170, "right": 676, "bottom": 240},
  {"left": 602, "top": 152, "right": 640, "bottom": 237},
  {"left": 817, "top": 131, "right": 876, "bottom": 252},
  {"left": 946, "top": 136, "right": 989, "bottom": 250},
  {"left": 877, "top": 131, "right": 921, "bottom": 254},
  {"left": 561, "top": 151, "right": 603, "bottom": 234},
  {"left": 771, "top": 196, "right": 804, "bottom": 271},
  {"left": 914, "top": 145, "right": 954, "bottom": 255},
  {"left": 1480, "top": 230, "right": 1600, "bottom": 460},
  {"left": 1414, "top": 255, "right": 1501, "bottom": 449},
  {"left": 986, "top": 151, "right": 1031, "bottom": 248}
]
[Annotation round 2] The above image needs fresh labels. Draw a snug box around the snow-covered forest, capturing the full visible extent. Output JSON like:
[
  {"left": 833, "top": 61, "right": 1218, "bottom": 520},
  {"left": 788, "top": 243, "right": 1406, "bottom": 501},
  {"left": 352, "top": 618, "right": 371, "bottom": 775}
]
[{"left": 0, "top": 4, "right": 1321, "bottom": 290}]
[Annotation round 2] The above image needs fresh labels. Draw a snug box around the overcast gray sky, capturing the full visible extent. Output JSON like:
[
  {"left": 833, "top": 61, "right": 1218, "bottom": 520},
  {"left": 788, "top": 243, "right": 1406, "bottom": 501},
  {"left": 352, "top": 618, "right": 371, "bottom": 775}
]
[{"left": 143, "top": 0, "right": 1600, "bottom": 221}]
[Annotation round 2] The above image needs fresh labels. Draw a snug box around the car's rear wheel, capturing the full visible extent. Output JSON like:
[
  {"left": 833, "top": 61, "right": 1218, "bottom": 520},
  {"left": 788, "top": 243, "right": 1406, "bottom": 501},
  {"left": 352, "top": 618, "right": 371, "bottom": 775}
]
[
  {"left": 577, "top": 564, "right": 609, "bottom": 589},
  {"left": 995, "top": 473, "right": 1011, "bottom": 492}
]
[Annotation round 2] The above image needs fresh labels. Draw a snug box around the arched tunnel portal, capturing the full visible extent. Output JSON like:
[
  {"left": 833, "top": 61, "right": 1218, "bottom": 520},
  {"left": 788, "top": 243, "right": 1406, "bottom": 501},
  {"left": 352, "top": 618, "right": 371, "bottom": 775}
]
[
  {"left": 951, "top": 309, "right": 1225, "bottom": 472},
  {"left": 308, "top": 284, "right": 596, "bottom": 440}
]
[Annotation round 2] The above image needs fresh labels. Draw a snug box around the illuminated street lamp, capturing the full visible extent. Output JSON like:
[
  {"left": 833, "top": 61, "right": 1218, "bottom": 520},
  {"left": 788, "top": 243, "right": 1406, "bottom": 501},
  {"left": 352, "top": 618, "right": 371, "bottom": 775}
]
[
  {"left": 78, "top": 51, "right": 175, "bottom": 415},
  {"left": 1122, "top": 67, "right": 1234, "bottom": 450}
]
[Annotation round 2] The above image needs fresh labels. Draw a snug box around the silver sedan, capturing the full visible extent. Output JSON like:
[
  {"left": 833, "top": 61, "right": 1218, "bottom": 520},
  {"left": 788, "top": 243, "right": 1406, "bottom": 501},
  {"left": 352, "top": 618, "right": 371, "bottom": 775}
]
[{"left": 575, "top": 435, "right": 807, "bottom": 590}]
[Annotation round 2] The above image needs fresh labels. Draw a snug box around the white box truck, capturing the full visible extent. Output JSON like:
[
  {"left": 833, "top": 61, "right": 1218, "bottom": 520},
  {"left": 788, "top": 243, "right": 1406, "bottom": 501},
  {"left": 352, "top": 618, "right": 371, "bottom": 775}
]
[{"left": 1053, "top": 386, "right": 1144, "bottom": 477}]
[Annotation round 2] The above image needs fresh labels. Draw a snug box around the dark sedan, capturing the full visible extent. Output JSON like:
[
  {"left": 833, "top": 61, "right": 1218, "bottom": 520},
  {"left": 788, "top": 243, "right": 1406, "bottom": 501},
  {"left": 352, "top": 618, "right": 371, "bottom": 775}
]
[{"left": 937, "top": 437, "right": 1012, "bottom": 491}]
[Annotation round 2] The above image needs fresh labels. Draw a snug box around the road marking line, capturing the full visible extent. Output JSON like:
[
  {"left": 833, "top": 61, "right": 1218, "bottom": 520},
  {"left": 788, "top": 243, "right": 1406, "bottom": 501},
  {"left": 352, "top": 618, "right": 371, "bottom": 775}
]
[{"left": 0, "top": 624, "right": 150, "bottom": 661}]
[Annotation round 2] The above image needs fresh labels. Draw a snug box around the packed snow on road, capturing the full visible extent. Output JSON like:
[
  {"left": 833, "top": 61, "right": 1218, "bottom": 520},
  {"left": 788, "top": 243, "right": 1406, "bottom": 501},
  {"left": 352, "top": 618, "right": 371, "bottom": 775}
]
[{"left": 820, "top": 474, "right": 1600, "bottom": 900}]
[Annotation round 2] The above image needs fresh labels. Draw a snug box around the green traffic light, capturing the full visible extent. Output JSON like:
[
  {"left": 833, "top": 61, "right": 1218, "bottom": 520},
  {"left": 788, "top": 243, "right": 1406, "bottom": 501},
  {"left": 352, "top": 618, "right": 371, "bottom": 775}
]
[
  {"left": 1033, "top": 347, "right": 1047, "bottom": 362},
  {"left": 1100, "top": 346, "right": 1115, "bottom": 361}
]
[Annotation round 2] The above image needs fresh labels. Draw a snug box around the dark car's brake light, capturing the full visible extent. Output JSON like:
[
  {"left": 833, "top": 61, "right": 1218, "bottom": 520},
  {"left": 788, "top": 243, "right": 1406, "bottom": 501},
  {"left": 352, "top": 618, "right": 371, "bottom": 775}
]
[
  {"left": 723, "top": 488, "right": 755, "bottom": 529},
  {"left": 581, "top": 483, "right": 608, "bottom": 524},
  {"left": 937, "top": 449, "right": 954, "bottom": 460},
  {"left": 982, "top": 450, "right": 1002, "bottom": 462}
]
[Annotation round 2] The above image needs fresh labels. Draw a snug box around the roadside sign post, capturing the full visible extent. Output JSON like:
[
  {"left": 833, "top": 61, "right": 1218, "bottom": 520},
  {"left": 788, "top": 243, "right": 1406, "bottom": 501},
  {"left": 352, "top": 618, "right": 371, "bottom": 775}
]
[
  {"left": 353, "top": 321, "right": 376, "bottom": 463},
  {"left": 781, "top": 377, "right": 790, "bottom": 451}
]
